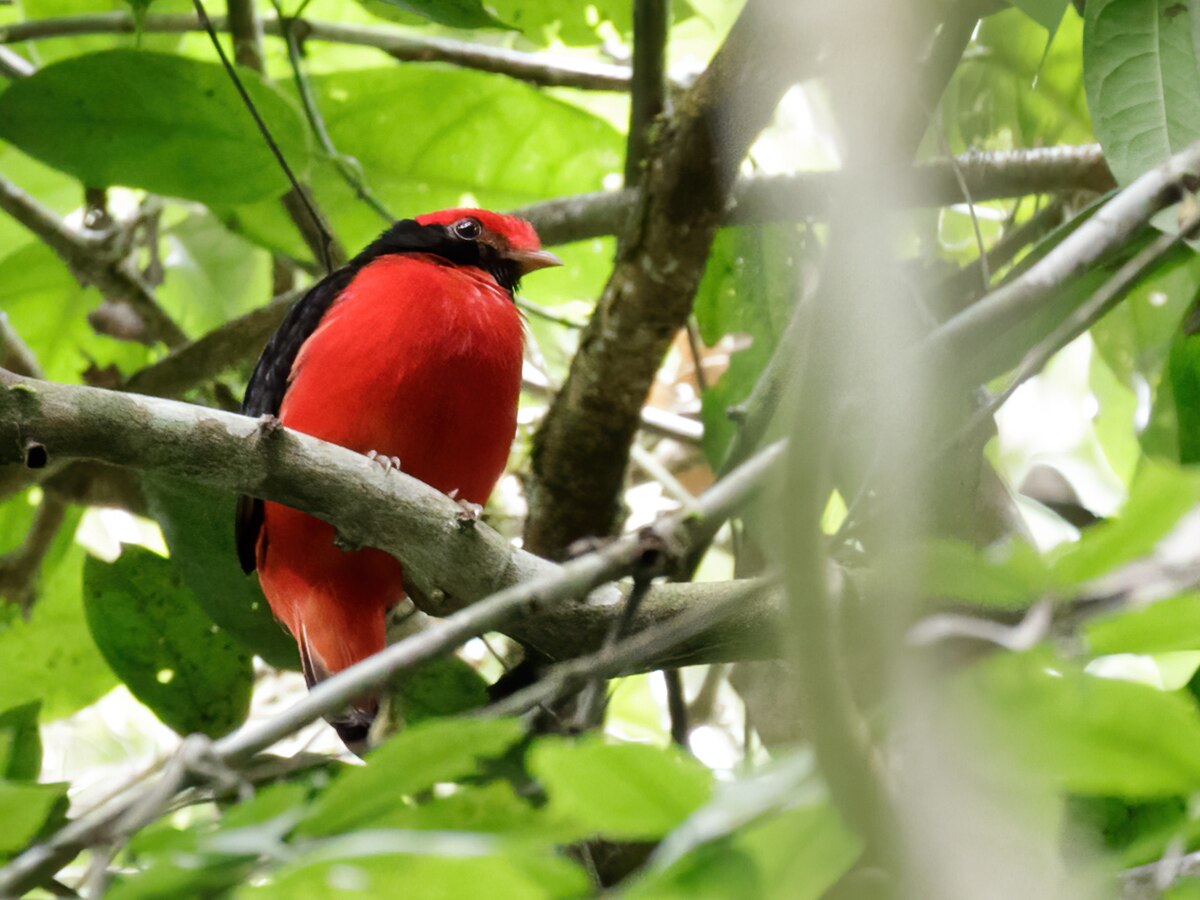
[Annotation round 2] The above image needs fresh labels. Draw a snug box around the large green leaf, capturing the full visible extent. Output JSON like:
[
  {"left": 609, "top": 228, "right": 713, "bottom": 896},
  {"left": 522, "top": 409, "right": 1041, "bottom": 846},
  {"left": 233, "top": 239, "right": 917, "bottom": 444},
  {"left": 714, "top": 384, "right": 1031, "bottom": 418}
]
[
  {"left": 1084, "top": 0, "right": 1200, "bottom": 186},
  {"left": 297, "top": 717, "right": 525, "bottom": 836},
  {"left": 0, "top": 49, "right": 311, "bottom": 206},
  {"left": 919, "top": 537, "right": 1050, "bottom": 609},
  {"left": 1086, "top": 593, "right": 1200, "bottom": 655},
  {"left": 528, "top": 735, "right": 713, "bottom": 840},
  {"left": 142, "top": 475, "right": 297, "bottom": 670},
  {"left": 0, "top": 702, "right": 42, "bottom": 782},
  {"left": 0, "top": 243, "right": 149, "bottom": 383},
  {"left": 0, "top": 779, "right": 69, "bottom": 859},
  {"left": 242, "top": 850, "right": 588, "bottom": 899},
  {"left": 0, "top": 509, "right": 117, "bottom": 720},
  {"left": 693, "top": 226, "right": 800, "bottom": 466},
  {"left": 1048, "top": 459, "right": 1200, "bottom": 585},
  {"left": 1170, "top": 324, "right": 1200, "bottom": 463},
  {"left": 83, "top": 546, "right": 254, "bottom": 736},
  {"left": 1010, "top": 0, "right": 1070, "bottom": 31},
  {"left": 628, "top": 803, "right": 860, "bottom": 900},
  {"left": 229, "top": 65, "right": 622, "bottom": 259},
  {"left": 953, "top": 649, "right": 1200, "bottom": 797},
  {"left": 941, "top": 7, "right": 1091, "bottom": 153}
]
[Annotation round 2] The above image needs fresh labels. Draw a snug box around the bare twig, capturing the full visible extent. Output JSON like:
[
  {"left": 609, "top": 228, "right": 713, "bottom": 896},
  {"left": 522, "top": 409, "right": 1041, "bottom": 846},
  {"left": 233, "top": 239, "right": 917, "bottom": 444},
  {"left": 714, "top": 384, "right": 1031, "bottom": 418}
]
[
  {"left": 948, "top": 211, "right": 1200, "bottom": 454},
  {"left": 625, "top": 0, "right": 670, "bottom": 185},
  {"left": 121, "top": 289, "right": 301, "bottom": 398},
  {"left": 0, "top": 174, "right": 187, "bottom": 347},
  {"left": 486, "top": 578, "right": 765, "bottom": 719},
  {"left": 0, "top": 44, "right": 32, "bottom": 78},
  {"left": 269, "top": 1, "right": 392, "bottom": 224},
  {"left": 0, "top": 313, "right": 42, "bottom": 378},
  {"left": 921, "top": 140, "right": 1200, "bottom": 387},
  {"left": 194, "top": 0, "right": 343, "bottom": 273},
  {"left": 0, "top": 12, "right": 642, "bottom": 92},
  {"left": 514, "top": 146, "right": 1115, "bottom": 246},
  {"left": 0, "top": 494, "right": 66, "bottom": 615}
]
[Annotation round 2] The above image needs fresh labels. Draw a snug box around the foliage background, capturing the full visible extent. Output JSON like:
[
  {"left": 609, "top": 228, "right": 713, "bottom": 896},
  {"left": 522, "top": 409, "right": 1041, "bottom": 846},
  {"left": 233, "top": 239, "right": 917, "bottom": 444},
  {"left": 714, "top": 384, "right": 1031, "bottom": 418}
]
[{"left": 6, "top": 0, "right": 1200, "bottom": 897}]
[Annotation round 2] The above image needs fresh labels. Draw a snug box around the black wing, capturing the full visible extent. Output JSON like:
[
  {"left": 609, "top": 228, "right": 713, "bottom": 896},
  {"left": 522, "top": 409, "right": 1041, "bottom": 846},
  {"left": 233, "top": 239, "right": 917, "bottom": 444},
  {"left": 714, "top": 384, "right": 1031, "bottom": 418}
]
[{"left": 235, "top": 267, "right": 355, "bottom": 573}]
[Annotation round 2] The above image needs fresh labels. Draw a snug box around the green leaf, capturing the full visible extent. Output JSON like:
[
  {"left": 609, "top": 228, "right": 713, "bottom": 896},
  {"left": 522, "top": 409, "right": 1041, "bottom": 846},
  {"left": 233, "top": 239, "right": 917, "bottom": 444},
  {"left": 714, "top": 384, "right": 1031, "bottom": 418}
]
[
  {"left": 0, "top": 243, "right": 150, "bottom": 383},
  {"left": 142, "top": 475, "right": 297, "bottom": 671},
  {"left": 1170, "top": 325, "right": 1200, "bottom": 463},
  {"left": 1048, "top": 459, "right": 1200, "bottom": 585},
  {"left": 693, "top": 226, "right": 801, "bottom": 465},
  {"left": 1086, "top": 593, "right": 1200, "bottom": 654},
  {"left": 941, "top": 8, "right": 1091, "bottom": 152},
  {"left": 919, "top": 538, "right": 1051, "bottom": 608},
  {"left": 0, "top": 702, "right": 42, "bottom": 782},
  {"left": 0, "top": 49, "right": 311, "bottom": 206},
  {"left": 528, "top": 735, "right": 713, "bottom": 840},
  {"left": 297, "top": 717, "right": 526, "bottom": 836},
  {"left": 383, "top": 654, "right": 489, "bottom": 727},
  {"left": 364, "top": 0, "right": 512, "bottom": 29},
  {"left": 1084, "top": 0, "right": 1200, "bottom": 186},
  {"left": 0, "top": 779, "right": 69, "bottom": 859},
  {"left": 628, "top": 804, "right": 860, "bottom": 900},
  {"left": 229, "top": 65, "right": 622, "bottom": 258},
  {"left": 1010, "top": 0, "right": 1070, "bottom": 31},
  {"left": 244, "top": 850, "right": 588, "bottom": 899},
  {"left": 0, "top": 510, "right": 118, "bottom": 720},
  {"left": 372, "top": 780, "right": 574, "bottom": 841},
  {"left": 83, "top": 546, "right": 254, "bottom": 736},
  {"left": 485, "top": 0, "right": 632, "bottom": 45},
  {"left": 952, "top": 649, "right": 1200, "bottom": 797}
]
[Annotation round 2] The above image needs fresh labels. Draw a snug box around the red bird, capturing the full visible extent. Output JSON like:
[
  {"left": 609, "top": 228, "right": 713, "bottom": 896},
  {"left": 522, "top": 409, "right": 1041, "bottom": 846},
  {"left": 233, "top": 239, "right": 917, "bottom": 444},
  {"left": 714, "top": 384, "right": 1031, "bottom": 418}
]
[{"left": 236, "top": 209, "right": 560, "bottom": 750}]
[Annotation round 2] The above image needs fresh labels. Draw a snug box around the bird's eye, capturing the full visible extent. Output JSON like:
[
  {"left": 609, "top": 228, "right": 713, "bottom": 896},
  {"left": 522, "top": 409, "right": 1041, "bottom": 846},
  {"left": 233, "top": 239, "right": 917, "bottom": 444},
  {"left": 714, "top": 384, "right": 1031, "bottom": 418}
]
[{"left": 452, "top": 218, "right": 482, "bottom": 240}]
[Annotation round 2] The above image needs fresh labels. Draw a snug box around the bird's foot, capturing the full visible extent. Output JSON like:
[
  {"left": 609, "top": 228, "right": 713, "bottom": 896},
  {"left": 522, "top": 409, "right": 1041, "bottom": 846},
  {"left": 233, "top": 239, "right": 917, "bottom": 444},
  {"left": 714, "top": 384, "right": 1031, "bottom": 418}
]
[
  {"left": 366, "top": 450, "right": 402, "bottom": 473},
  {"left": 257, "top": 414, "right": 283, "bottom": 436},
  {"left": 447, "top": 489, "right": 483, "bottom": 528}
]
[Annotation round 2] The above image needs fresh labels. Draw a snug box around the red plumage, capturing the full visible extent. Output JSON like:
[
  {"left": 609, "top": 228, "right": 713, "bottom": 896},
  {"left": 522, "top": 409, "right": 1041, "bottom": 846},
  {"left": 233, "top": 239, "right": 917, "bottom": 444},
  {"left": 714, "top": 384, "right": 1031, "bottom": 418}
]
[{"left": 238, "top": 208, "right": 559, "bottom": 748}]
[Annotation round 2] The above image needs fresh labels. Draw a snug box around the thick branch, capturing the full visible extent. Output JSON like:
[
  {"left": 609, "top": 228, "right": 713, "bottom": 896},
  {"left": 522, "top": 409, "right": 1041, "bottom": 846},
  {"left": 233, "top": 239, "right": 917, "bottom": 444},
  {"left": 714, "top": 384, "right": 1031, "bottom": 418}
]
[
  {"left": 515, "top": 145, "right": 1115, "bottom": 245},
  {"left": 525, "top": 0, "right": 821, "bottom": 558},
  {"left": 0, "top": 370, "right": 781, "bottom": 663},
  {"left": 0, "top": 12, "right": 639, "bottom": 92}
]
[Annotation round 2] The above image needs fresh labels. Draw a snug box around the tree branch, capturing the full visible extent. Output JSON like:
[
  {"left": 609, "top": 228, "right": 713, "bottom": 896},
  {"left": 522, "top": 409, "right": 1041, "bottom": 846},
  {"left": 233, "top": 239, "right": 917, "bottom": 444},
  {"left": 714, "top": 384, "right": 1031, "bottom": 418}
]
[
  {"left": 525, "top": 0, "right": 822, "bottom": 558},
  {"left": 0, "top": 174, "right": 187, "bottom": 347},
  {"left": 922, "top": 139, "right": 1200, "bottom": 387},
  {"left": 0, "top": 370, "right": 782, "bottom": 664},
  {"left": 0, "top": 12, "right": 641, "bottom": 92},
  {"left": 514, "top": 145, "right": 1115, "bottom": 245}
]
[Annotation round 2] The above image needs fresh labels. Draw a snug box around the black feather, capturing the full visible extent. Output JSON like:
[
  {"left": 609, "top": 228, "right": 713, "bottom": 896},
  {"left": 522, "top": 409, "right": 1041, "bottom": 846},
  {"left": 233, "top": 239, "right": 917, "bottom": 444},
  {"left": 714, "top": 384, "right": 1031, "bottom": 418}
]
[{"left": 234, "top": 217, "right": 514, "bottom": 574}]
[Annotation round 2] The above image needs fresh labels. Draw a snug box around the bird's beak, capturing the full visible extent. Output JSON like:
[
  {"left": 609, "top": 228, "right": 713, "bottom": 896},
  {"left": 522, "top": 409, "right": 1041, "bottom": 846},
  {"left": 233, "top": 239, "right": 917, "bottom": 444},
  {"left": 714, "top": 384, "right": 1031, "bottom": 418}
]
[{"left": 508, "top": 248, "right": 563, "bottom": 275}]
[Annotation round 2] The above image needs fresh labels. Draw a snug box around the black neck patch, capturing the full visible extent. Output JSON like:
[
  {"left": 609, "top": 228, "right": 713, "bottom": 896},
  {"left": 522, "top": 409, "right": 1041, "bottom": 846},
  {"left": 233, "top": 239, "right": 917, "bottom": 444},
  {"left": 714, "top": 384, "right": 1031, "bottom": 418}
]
[{"left": 354, "top": 219, "right": 522, "bottom": 293}]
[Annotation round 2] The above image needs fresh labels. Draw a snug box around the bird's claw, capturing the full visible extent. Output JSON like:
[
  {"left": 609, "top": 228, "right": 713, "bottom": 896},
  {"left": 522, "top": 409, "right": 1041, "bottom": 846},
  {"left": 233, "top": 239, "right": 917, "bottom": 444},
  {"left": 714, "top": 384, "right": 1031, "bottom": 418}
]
[
  {"left": 449, "top": 490, "right": 483, "bottom": 527},
  {"left": 257, "top": 414, "right": 283, "bottom": 436},
  {"left": 366, "top": 450, "right": 402, "bottom": 473}
]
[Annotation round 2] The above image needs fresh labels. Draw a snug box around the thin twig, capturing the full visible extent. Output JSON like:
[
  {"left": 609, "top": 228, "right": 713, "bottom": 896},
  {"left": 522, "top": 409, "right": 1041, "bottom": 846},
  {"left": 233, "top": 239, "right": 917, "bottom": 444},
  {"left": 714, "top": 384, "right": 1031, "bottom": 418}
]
[
  {"left": 192, "top": 0, "right": 338, "bottom": 274},
  {"left": 0, "top": 174, "right": 187, "bottom": 347},
  {"left": 0, "top": 313, "right": 42, "bottom": 378},
  {"left": 625, "top": 0, "right": 670, "bottom": 185},
  {"left": 270, "top": 1, "right": 392, "bottom": 224},
  {"left": 485, "top": 578, "right": 764, "bottom": 719},
  {"left": 0, "top": 494, "right": 67, "bottom": 616},
  {"left": 945, "top": 211, "right": 1200, "bottom": 456},
  {"left": 0, "top": 12, "right": 643, "bottom": 92}
]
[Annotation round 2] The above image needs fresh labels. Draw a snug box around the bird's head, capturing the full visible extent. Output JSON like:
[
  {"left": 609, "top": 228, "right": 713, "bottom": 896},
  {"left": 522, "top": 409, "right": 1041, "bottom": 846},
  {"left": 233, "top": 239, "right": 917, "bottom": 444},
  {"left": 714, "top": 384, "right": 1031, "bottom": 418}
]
[
  {"left": 416, "top": 207, "right": 562, "bottom": 291},
  {"left": 354, "top": 207, "right": 561, "bottom": 294}
]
